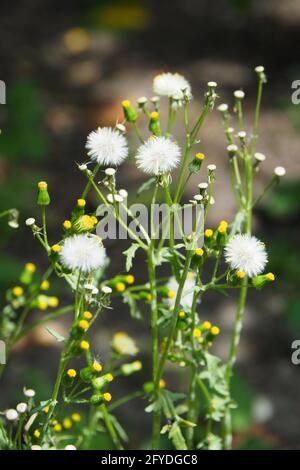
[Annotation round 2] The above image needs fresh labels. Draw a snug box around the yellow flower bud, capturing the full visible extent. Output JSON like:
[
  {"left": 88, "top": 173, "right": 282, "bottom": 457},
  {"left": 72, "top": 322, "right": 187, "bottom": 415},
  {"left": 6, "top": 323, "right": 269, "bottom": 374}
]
[
  {"left": 77, "top": 198, "right": 86, "bottom": 208},
  {"left": 193, "top": 328, "right": 202, "bottom": 338},
  {"left": 63, "top": 220, "right": 72, "bottom": 230},
  {"left": 25, "top": 262, "right": 36, "bottom": 273},
  {"left": 116, "top": 282, "right": 126, "bottom": 292},
  {"left": 195, "top": 152, "right": 205, "bottom": 161},
  {"left": 40, "top": 280, "right": 50, "bottom": 290},
  {"left": 80, "top": 340, "right": 89, "bottom": 351},
  {"left": 92, "top": 361, "right": 102, "bottom": 373},
  {"left": 12, "top": 286, "right": 24, "bottom": 297},
  {"left": 195, "top": 248, "right": 204, "bottom": 257},
  {"left": 211, "top": 326, "right": 220, "bottom": 336},
  {"left": 83, "top": 311, "right": 93, "bottom": 320},
  {"left": 51, "top": 244, "right": 61, "bottom": 253},
  {"left": 71, "top": 413, "right": 81, "bottom": 423},
  {"left": 67, "top": 369, "right": 77, "bottom": 378},
  {"left": 78, "top": 319, "right": 89, "bottom": 331},
  {"left": 125, "top": 275, "right": 135, "bottom": 284},
  {"left": 204, "top": 229, "right": 213, "bottom": 238},
  {"left": 103, "top": 392, "right": 112, "bottom": 402}
]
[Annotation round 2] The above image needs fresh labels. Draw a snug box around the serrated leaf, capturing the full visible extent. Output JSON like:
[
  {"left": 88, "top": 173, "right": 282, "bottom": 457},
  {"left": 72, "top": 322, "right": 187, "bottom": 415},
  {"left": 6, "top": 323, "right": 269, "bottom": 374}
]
[
  {"left": 45, "top": 327, "right": 66, "bottom": 342},
  {"left": 123, "top": 291, "right": 142, "bottom": 320},
  {"left": 169, "top": 422, "right": 188, "bottom": 450},
  {"left": 123, "top": 243, "right": 140, "bottom": 271}
]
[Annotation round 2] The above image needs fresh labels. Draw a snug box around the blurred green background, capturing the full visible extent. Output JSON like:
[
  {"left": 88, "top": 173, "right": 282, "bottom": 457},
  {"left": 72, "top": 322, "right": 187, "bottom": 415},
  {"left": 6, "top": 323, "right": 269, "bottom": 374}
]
[{"left": 0, "top": 0, "right": 300, "bottom": 449}]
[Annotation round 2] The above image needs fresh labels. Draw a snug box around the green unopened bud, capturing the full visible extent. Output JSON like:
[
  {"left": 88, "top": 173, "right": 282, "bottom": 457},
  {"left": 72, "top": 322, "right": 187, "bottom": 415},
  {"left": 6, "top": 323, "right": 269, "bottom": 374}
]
[
  {"left": 121, "top": 361, "right": 142, "bottom": 376},
  {"left": 149, "top": 111, "right": 161, "bottom": 136},
  {"left": 90, "top": 393, "right": 103, "bottom": 406},
  {"left": 79, "top": 367, "right": 94, "bottom": 383},
  {"left": 122, "top": 100, "right": 138, "bottom": 123},
  {"left": 37, "top": 181, "right": 50, "bottom": 206},
  {"left": 252, "top": 272, "right": 275, "bottom": 290}
]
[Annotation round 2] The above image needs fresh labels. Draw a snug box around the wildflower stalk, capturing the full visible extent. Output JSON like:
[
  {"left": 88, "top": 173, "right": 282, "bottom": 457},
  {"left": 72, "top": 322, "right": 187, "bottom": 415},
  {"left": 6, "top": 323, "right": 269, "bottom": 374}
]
[
  {"left": 148, "top": 183, "right": 161, "bottom": 449},
  {"left": 223, "top": 72, "right": 265, "bottom": 449},
  {"left": 186, "top": 280, "right": 201, "bottom": 449},
  {"left": 154, "top": 252, "right": 193, "bottom": 390}
]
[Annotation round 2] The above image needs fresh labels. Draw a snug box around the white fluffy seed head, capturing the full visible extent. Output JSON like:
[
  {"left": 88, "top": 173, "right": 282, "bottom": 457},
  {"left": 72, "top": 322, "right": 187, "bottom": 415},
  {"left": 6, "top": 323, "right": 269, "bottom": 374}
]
[
  {"left": 65, "top": 445, "right": 77, "bottom": 450},
  {"left": 153, "top": 73, "right": 191, "bottom": 100},
  {"left": 6, "top": 409, "right": 19, "bottom": 421},
  {"left": 136, "top": 137, "right": 181, "bottom": 175},
  {"left": 193, "top": 194, "right": 203, "bottom": 202},
  {"left": 16, "top": 403, "right": 27, "bottom": 414},
  {"left": 225, "top": 234, "right": 268, "bottom": 277},
  {"left": 60, "top": 234, "right": 106, "bottom": 274},
  {"left": 234, "top": 90, "right": 245, "bottom": 99},
  {"left": 198, "top": 182, "right": 208, "bottom": 189},
  {"left": 86, "top": 127, "right": 128, "bottom": 166},
  {"left": 208, "top": 81, "right": 217, "bottom": 88},
  {"left": 24, "top": 388, "right": 35, "bottom": 398},
  {"left": 166, "top": 274, "right": 196, "bottom": 310},
  {"left": 218, "top": 103, "right": 228, "bottom": 112},
  {"left": 274, "top": 166, "right": 286, "bottom": 177},
  {"left": 254, "top": 152, "right": 266, "bottom": 162}
]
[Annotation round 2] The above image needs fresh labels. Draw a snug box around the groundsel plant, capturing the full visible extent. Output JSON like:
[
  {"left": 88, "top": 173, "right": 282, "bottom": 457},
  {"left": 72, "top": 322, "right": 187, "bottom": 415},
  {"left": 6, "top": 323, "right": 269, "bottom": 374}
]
[{"left": 0, "top": 68, "right": 285, "bottom": 450}]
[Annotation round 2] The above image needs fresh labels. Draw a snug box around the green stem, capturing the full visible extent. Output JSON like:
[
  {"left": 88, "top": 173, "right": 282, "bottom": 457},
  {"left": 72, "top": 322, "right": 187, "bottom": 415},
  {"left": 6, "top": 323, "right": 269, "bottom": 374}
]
[
  {"left": 155, "top": 252, "right": 193, "bottom": 389},
  {"left": 100, "top": 404, "right": 124, "bottom": 450}
]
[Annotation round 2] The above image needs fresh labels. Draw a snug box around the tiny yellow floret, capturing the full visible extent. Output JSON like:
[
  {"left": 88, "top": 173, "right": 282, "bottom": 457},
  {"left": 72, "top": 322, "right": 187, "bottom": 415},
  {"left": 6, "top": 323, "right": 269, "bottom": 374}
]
[
  {"left": 67, "top": 368, "right": 77, "bottom": 378},
  {"left": 193, "top": 328, "right": 202, "bottom": 338},
  {"left": 159, "top": 379, "right": 166, "bottom": 389},
  {"left": 83, "top": 311, "right": 93, "bottom": 320},
  {"left": 63, "top": 418, "right": 73, "bottom": 430},
  {"left": 236, "top": 271, "right": 245, "bottom": 279},
  {"left": 63, "top": 220, "right": 72, "bottom": 230},
  {"left": 49, "top": 297, "right": 59, "bottom": 308},
  {"left": 90, "top": 216, "right": 98, "bottom": 225},
  {"left": 43, "top": 406, "right": 50, "bottom": 414},
  {"left": 125, "top": 275, "right": 135, "bottom": 285},
  {"left": 34, "top": 429, "right": 41, "bottom": 438},
  {"left": 178, "top": 310, "right": 186, "bottom": 319},
  {"left": 80, "top": 340, "right": 89, "bottom": 351},
  {"left": 38, "top": 301, "right": 48, "bottom": 311},
  {"left": 77, "top": 198, "right": 86, "bottom": 208},
  {"left": 167, "top": 290, "right": 176, "bottom": 299},
  {"left": 211, "top": 326, "right": 220, "bottom": 336},
  {"left": 40, "top": 280, "right": 50, "bottom": 291},
  {"left": 122, "top": 100, "right": 131, "bottom": 108},
  {"left": 25, "top": 262, "right": 36, "bottom": 273},
  {"left": 51, "top": 244, "right": 61, "bottom": 253},
  {"left": 54, "top": 423, "right": 62, "bottom": 433},
  {"left": 12, "top": 286, "right": 24, "bottom": 297},
  {"left": 78, "top": 319, "right": 89, "bottom": 331},
  {"left": 195, "top": 152, "right": 205, "bottom": 161},
  {"left": 202, "top": 321, "right": 211, "bottom": 330},
  {"left": 266, "top": 272, "right": 275, "bottom": 281},
  {"left": 105, "top": 373, "right": 114, "bottom": 382},
  {"left": 38, "top": 181, "right": 47, "bottom": 190},
  {"left": 116, "top": 282, "right": 126, "bottom": 292},
  {"left": 150, "top": 111, "right": 159, "bottom": 120},
  {"left": 195, "top": 248, "right": 204, "bottom": 257},
  {"left": 71, "top": 413, "right": 81, "bottom": 423},
  {"left": 204, "top": 229, "right": 213, "bottom": 238},
  {"left": 92, "top": 361, "right": 102, "bottom": 373},
  {"left": 103, "top": 392, "right": 112, "bottom": 402}
]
